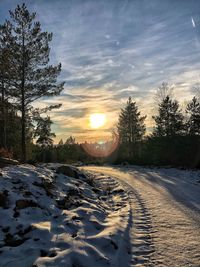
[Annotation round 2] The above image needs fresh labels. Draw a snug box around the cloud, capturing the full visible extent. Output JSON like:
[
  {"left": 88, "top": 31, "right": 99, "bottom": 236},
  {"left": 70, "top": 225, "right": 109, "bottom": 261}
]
[
  {"left": 191, "top": 17, "right": 196, "bottom": 28},
  {"left": 1, "top": 0, "right": 200, "bottom": 142}
]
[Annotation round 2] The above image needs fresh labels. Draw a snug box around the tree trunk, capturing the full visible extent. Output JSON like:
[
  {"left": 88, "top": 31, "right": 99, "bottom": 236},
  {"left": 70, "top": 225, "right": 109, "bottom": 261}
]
[
  {"left": 1, "top": 83, "right": 7, "bottom": 149},
  {"left": 21, "top": 33, "right": 26, "bottom": 162},
  {"left": 21, "top": 99, "right": 26, "bottom": 162},
  {"left": 128, "top": 113, "right": 132, "bottom": 160}
]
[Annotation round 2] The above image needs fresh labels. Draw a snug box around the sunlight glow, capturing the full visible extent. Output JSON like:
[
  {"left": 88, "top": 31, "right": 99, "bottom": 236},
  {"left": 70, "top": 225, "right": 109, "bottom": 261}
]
[
  {"left": 89, "top": 113, "right": 106, "bottom": 129},
  {"left": 82, "top": 134, "right": 119, "bottom": 158}
]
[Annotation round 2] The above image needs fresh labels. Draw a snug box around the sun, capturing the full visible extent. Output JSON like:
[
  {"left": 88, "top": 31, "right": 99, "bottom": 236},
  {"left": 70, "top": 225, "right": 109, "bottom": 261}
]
[{"left": 89, "top": 113, "right": 106, "bottom": 129}]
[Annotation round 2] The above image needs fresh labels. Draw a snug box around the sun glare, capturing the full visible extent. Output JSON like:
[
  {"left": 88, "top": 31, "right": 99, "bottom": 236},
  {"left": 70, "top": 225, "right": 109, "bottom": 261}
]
[{"left": 89, "top": 113, "right": 106, "bottom": 129}]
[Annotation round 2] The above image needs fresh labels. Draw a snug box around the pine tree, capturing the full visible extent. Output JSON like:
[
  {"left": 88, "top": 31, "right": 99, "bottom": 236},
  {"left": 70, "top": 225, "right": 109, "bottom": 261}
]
[
  {"left": 153, "top": 96, "right": 184, "bottom": 137},
  {"left": 186, "top": 97, "right": 200, "bottom": 135},
  {"left": 117, "top": 97, "right": 146, "bottom": 160},
  {"left": 1, "top": 4, "right": 64, "bottom": 161},
  {"left": 34, "top": 116, "right": 55, "bottom": 148},
  {"left": 118, "top": 97, "right": 146, "bottom": 144}
]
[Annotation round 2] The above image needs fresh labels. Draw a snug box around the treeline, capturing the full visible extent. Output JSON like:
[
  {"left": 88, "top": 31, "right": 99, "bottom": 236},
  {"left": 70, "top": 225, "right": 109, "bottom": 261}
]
[
  {"left": 116, "top": 83, "right": 200, "bottom": 168},
  {"left": 32, "top": 137, "right": 89, "bottom": 164},
  {"left": 34, "top": 82, "right": 200, "bottom": 169},
  {"left": 0, "top": 4, "right": 64, "bottom": 161},
  {"left": 32, "top": 137, "right": 115, "bottom": 165}
]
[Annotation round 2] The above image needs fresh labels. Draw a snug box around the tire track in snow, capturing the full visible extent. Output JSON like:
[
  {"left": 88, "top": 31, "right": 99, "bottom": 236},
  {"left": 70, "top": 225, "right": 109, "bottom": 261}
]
[
  {"left": 90, "top": 173, "right": 133, "bottom": 267},
  {"left": 86, "top": 170, "right": 155, "bottom": 267},
  {"left": 113, "top": 177, "right": 155, "bottom": 267}
]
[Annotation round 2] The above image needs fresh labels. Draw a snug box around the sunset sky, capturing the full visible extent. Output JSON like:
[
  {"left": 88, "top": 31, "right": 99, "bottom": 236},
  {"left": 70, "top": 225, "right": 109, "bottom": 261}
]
[{"left": 1, "top": 0, "right": 200, "bottom": 143}]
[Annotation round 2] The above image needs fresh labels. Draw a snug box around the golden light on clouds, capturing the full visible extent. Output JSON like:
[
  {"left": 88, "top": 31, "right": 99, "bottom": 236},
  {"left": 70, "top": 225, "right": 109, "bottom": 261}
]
[{"left": 89, "top": 113, "right": 106, "bottom": 129}]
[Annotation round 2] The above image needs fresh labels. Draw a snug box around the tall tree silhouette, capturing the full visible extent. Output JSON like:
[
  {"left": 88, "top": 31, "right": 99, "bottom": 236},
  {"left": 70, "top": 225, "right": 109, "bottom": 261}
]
[
  {"left": 1, "top": 4, "right": 64, "bottom": 161},
  {"left": 118, "top": 97, "right": 146, "bottom": 159},
  {"left": 186, "top": 97, "right": 200, "bottom": 135},
  {"left": 153, "top": 96, "right": 184, "bottom": 137},
  {"left": 34, "top": 116, "right": 55, "bottom": 148}
]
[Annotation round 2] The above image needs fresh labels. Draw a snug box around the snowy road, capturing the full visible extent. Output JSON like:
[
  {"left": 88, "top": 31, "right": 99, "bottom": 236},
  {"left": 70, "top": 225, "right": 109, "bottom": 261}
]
[{"left": 83, "top": 166, "right": 200, "bottom": 267}]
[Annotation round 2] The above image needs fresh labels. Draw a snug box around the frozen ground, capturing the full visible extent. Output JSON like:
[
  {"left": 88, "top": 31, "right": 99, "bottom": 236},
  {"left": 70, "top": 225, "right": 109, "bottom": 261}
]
[
  {"left": 0, "top": 164, "right": 200, "bottom": 267},
  {"left": 0, "top": 164, "right": 132, "bottom": 267},
  {"left": 83, "top": 166, "right": 200, "bottom": 267}
]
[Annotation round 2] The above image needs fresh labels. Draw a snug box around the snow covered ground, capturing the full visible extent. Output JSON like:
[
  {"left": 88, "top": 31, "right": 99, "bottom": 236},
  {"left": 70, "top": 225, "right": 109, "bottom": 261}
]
[
  {"left": 0, "top": 164, "right": 132, "bottom": 267},
  {"left": 83, "top": 165, "right": 200, "bottom": 267},
  {"left": 1, "top": 164, "right": 200, "bottom": 267}
]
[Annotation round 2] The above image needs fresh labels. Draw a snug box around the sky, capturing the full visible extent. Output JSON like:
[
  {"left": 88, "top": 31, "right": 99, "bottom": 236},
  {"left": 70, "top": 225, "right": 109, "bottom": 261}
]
[{"left": 1, "top": 0, "right": 200, "bottom": 143}]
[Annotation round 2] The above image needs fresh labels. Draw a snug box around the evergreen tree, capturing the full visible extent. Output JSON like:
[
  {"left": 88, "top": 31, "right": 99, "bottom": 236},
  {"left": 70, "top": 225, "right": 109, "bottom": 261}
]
[
  {"left": 118, "top": 97, "right": 146, "bottom": 144},
  {"left": 117, "top": 97, "right": 146, "bottom": 160},
  {"left": 186, "top": 97, "right": 200, "bottom": 135},
  {"left": 153, "top": 96, "right": 184, "bottom": 137},
  {"left": 1, "top": 4, "right": 64, "bottom": 161},
  {"left": 34, "top": 116, "right": 55, "bottom": 147}
]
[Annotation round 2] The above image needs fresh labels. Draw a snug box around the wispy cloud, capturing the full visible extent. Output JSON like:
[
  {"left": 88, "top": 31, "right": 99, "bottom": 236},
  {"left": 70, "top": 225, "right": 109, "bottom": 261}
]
[
  {"left": 1, "top": 0, "right": 200, "bottom": 142},
  {"left": 191, "top": 17, "right": 196, "bottom": 28}
]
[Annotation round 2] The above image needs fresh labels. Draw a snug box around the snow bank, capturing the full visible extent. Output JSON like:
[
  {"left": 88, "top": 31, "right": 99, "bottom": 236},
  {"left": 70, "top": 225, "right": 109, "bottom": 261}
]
[{"left": 0, "top": 164, "right": 131, "bottom": 267}]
